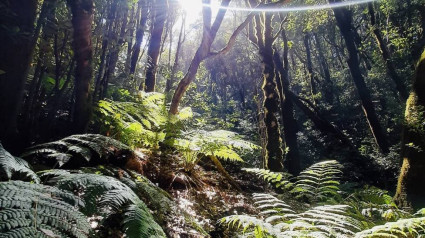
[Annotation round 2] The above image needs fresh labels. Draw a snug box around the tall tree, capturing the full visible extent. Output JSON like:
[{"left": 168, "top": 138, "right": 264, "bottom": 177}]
[
  {"left": 68, "top": 0, "right": 94, "bottom": 133},
  {"left": 330, "top": 0, "right": 389, "bottom": 154},
  {"left": 169, "top": 0, "right": 231, "bottom": 114},
  {"left": 143, "top": 0, "right": 168, "bottom": 92},
  {"left": 394, "top": 50, "right": 425, "bottom": 209},
  {"left": 274, "top": 29, "right": 301, "bottom": 174},
  {"left": 368, "top": 2, "right": 408, "bottom": 100},
  {"left": 247, "top": 2, "right": 284, "bottom": 171},
  {"left": 129, "top": 0, "right": 148, "bottom": 78},
  {"left": 0, "top": 0, "right": 38, "bottom": 149}
]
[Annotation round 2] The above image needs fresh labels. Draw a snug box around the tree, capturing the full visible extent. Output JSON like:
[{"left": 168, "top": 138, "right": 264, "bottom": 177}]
[
  {"left": 394, "top": 50, "right": 425, "bottom": 209},
  {"left": 129, "top": 0, "right": 148, "bottom": 78},
  {"left": 368, "top": 2, "right": 408, "bottom": 100},
  {"left": 273, "top": 29, "right": 301, "bottom": 174},
  {"left": 169, "top": 0, "right": 231, "bottom": 114},
  {"left": 143, "top": 0, "right": 168, "bottom": 92},
  {"left": 68, "top": 0, "right": 95, "bottom": 133},
  {"left": 0, "top": 0, "right": 38, "bottom": 150},
  {"left": 330, "top": 0, "right": 389, "bottom": 154}
]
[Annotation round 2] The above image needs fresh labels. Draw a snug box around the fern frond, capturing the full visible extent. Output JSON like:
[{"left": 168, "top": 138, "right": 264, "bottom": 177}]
[
  {"left": 0, "top": 144, "right": 39, "bottom": 183},
  {"left": 41, "top": 171, "right": 166, "bottom": 238},
  {"left": 0, "top": 181, "right": 89, "bottom": 238},
  {"left": 292, "top": 160, "right": 343, "bottom": 202},
  {"left": 355, "top": 216, "right": 425, "bottom": 238},
  {"left": 21, "top": 134, "right": 133, "bottom": 169},
  {"left": 243, "top": 168, "right": 294, "bottom": 190}
]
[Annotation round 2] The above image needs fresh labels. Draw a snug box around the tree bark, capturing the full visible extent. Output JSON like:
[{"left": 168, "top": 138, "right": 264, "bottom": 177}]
[
  {"left": 68, "top": 0, "right": 94, "bottom": 133},
  {"left": 304, "top": 33, "right": 318, "bottom": 104},
  {"left": 143, "top": 0, "right": 168, "bottom": 92},
  {"left": 129, "top": 0, "right": 148, "bottom": 78},
  {"left": 0, "top": 0, "right": 38, "bottom": 150},
  {"left": 330, "top": 0, "right": 389, "bottom": 154},
  {"left": 165, "top": 15, "right": 185, "bottom": 94},
  {"left": 368, "top": 3, "right": 408, "bottom": 101},
  {"left": 394, "top": 50, "right": 425, "bottom": 210}
]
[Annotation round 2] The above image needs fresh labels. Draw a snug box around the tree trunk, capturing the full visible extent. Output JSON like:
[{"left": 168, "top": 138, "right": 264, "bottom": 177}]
[
  {"left": 0, "top": 0, "right": 38, "bottom": 150},
  {"left": 143, "top": 0, "right": 168, "bottom": 92},
  {"left": 273, "top": 30, "right": 301, "bottom": 175},
  {"left": 394, "top": 50, "right": 425, "bottom": 210},
  {"left": 68, "top": 0, "right": 94, "bottom": 133},
  {"left": 169, "top": 0, "right": 231, "bottom": 115},
  {"left": 368, "top": 3, "right": 408, "bottom": 101},
  {"left": 129, "top": 0, "right": 148, "bottom": 78},
  {"left": 304, "top": 33, "right": 318, "bottom": 104},
  {"left": 314, "top": 33, "right": 334, "bottom": 105},
  {"left": 330, "top": 0, "right": 389, "bottom": 154},
  {"left": 165, "top": 15, "right": 185, "bottom": 94}
]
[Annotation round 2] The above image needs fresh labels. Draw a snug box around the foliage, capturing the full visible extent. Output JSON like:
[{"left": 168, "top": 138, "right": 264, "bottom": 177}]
[
  {"left": 0, "top": 181, "right": 89, "bottom": 238},
  {"left": 169, "top": 129, "right": 260, "bottom": 172},
  {"left": 40, "top": 171, "right": 166, "bottom": 238},
  {"left": 0, "top": 143, "right": 39, "bottom": 183},
  {"left": 94, "top": 92, "right": 192, "bottom": 148},
  {"left": 355, "top": 216, "right": 425, "bottom": 238},
  {"left": 21, "top": 134, "right": 134, "bottom": 169},
  {"left": 221, "top": 193, "right": 364, "bottom": 237},
  {"left": 245, "top": 160, "right": 343, "bottom": 202}
]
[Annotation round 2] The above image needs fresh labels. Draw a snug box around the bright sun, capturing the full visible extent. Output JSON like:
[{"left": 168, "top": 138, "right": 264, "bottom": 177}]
[{"left": 177, "top": 0, "right": 220, "bottom": 26}]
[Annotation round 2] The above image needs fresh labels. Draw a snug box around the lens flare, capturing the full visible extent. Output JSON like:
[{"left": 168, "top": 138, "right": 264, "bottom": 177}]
[{"left": 203, "top": 0, "right": 378, "bottom": 12}]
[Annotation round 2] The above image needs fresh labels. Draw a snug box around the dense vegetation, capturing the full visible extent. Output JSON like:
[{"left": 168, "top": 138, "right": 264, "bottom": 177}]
[{"left": 0, "top": 0, "right": 425, "bottom": 237}]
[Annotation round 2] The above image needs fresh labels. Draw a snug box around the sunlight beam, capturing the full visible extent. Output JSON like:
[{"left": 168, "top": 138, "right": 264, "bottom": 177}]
[{"left": 202, "top": 0, "right": 378, "bottom": 12}]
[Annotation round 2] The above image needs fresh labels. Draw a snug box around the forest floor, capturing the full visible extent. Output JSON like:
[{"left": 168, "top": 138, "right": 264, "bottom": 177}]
[{"left": 138, "top": 149, "right": 269, "bottom": 237}]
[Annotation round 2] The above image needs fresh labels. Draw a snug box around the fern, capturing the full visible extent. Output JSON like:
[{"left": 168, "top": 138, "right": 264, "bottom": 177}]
[
  {"left": 0, "top": 181, "right": 89, "bottom": 238},
  {"left": 40, "top": 171, "right": 166, "bottom": 238},
  {"left": 221, "top": 193, "right": 364, "bottom": 237},
  {"left": 95, "top": 92, "right": 192, "bottom": 147},
  {"left": 243, "top": 168, "right": 294, "bottom": 190},
  {"left": 355, "top": 216, "right": 425, "bottom": 237},
  {"left": 0, "top": 143, "right": 39, "bottom": 183},
  {"left": 293, "top": 160, "right": 342, "bottom": 202},
  {"left": 170, "top": 129, "right": 260, "bottom": 162},
  {"left": 21, "top": 134, "right": 134, "bottom": 169},
  {"left": 245, "top": 160, "right": 342, "bottom": 202}
]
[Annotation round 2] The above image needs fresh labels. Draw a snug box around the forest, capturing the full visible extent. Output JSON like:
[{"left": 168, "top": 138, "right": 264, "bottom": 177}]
[{"left": 0, "top": 0, "right": 425, "bottom": 237}]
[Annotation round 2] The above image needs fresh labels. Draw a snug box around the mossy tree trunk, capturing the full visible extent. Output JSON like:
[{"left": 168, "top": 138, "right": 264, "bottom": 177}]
[
  {"left": 247, "top": 6, "right": 284, "bottom": 171},
  {"left": 394, "top": 50, "right": 425, "bottom": 210},
  {"left": 273, "top": 29, "right": 301, "bottom": 175}
]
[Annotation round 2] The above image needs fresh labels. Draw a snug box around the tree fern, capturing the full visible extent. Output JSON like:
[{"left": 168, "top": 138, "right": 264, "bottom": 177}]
[
  {"left": 0, "top": 181, "right": 89, "bottom": 238},
  {"left": 21, "top": 134, "right": 134, "bottom": 169},
  {"left": 40, "top": 171, "right": 166, "bottom": 238},
  {"left": 0, "top": 143, "right": 39, "bottom": 183}
]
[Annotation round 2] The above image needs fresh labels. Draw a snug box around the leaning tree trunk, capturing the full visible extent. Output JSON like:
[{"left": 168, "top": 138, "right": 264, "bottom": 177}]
[
  {"left": 0, "top": 0, "right": 38, "bottom": 150},
  {"left": 330, "top": 0, "right": 389, "bottom": 154},
  {"left": 394, "top": 50, "right": 425, "bottom": 210},
  {"left": 68, "top": 0, "right": 94, "bottom": 133},
  {"left": 143, "top": 0, "right": 168, "bottom": 92}
]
